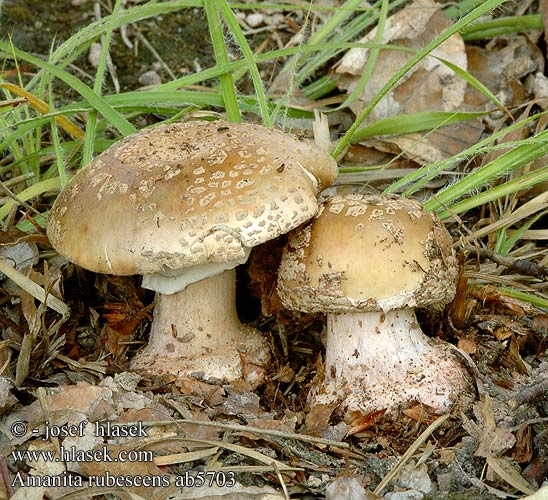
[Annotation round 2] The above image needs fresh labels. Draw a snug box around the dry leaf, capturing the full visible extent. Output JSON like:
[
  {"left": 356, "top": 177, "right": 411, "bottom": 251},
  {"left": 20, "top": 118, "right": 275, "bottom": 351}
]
[
  {"left": 473, "top": 399, "right": 516, "bottom": 458},
  {"left": 457, "top": 337, "right": 477, "bottom": 355},
  {"left": 176, "top": 377, "right": 226, "bottom": 407},
  {"left": 19, "top": 383, "right": 115, "bottom": 434},
  {"left": 486, "top": 456, "right": 535, "bottom": 496},
  {"left": 303, "top": 404, "right": 334, "bottom": 436},
  {"left": 218, "top": 389, "right": 262, "bottom": 419},
  {"left": 335, "top": 0, "right": 482, "bottom": 164},
  {"left": 79, "top": 443, "right": 167, "bottom": 498},
  {"left": 466, "top": 38, "right": 540, "bottom": 109},
  {"left": 345, "top": 409, "right": 385, "bottom": 437},
  {"left": 337, "top": 0, "right": 467, "bottom": 118},
  {"left": 512, "top": 425, "right": 533, "bottom": 464},
  {"left": 402, "top": 404, "right": 439, "bottom": 425}
]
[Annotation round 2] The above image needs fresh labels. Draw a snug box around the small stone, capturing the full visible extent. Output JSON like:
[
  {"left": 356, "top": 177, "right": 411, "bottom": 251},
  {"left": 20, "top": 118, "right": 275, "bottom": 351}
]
[
  {"left": 326, "top": 477, "right": 367, "bottom": 500},
  {"left": 533, "top": 72, "right": 548, "bottom": 102},
  {"left": 88, "top": 42, "right": 102, "bottom": 68},
  {"left": 396, "top": 462, "right": 433, "bottom": 494},
  {"left": 246, "top": 13, "right": 264, "bottom": 27},
  {"left": 138, "top": 70, "right": 162, "bottom": 86}
]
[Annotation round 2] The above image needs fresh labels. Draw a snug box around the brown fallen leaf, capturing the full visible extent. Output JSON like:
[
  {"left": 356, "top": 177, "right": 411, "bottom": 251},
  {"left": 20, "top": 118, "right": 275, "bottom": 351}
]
[
  {"left": 345, "top": 409, "right": 385, "bottom": 437},
  {"left": 303, "top": 404, "right": 334, "bottom": 437},
  {"left": 335, "top": 0, "right": 482, "bottom": 164}
]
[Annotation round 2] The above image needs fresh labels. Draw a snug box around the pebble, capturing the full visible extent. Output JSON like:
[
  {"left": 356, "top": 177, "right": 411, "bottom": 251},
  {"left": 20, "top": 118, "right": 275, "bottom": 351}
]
[
  {"left": 138, "top": 70, "right": 162, "bottom": 86},
  {"left": 325, "top": 477, "right": 367, "bottom": 500},
  {"left": 396, "top": 462, "right": 433, "bottom": 495},
  {"left": 246, "top": 13, "right": 265, "bottom": 27}
]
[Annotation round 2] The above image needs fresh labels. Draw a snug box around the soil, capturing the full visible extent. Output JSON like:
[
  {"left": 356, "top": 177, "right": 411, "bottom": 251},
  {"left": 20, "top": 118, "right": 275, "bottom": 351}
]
[{"left": 1, "top": 0, "right": 214, "bottom": 96}]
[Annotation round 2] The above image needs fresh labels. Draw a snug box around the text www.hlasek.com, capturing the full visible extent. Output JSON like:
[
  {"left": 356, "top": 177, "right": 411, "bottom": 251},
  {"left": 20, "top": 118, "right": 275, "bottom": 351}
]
[{"left": 11, "top": 446, "right": 153, "bottom": 463}]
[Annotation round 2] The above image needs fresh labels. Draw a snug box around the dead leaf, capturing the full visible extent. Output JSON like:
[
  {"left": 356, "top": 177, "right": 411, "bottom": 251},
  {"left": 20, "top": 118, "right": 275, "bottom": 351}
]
[
  {"left": 473, "top": 398, "right": 516, "bottom": 458},
  {"left": 512, "top": 425, "right": 533, "bottom": 464},
  {"left": 345, "top": 409, "right": 385, "bottom": 437},
  {"left": 20, "top": 383, "right": 115, "bottom": 434},
  {"left": 337, "top": 0, "right": 467, "bottom": 117},
  {"left": 465, "top": 37, "right": 540, "bottom": 109},
  {"left": 79, "top": 443, "right": 167, "bottom": 498},
  {"left": 176, "top": 377, "right": 226, "bottom": 407},
  {"left": 486, "top": 456, "right": 535, "bottom": 496},
  {"left": 217, "top": 389, "right": 261, "bottom": 419},
  {"left": 457, "top": 337, "right": 477, "bottom": 355},
  {"left": 303, "top": 404, "right": 334, "bottom": 436},
  {"left": 335, "top": 0, "right": 480, "bottom": 163}
]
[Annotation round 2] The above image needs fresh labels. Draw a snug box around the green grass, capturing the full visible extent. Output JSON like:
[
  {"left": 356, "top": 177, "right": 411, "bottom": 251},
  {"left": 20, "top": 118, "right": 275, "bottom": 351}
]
[{"left": 0, "top": 0, "right": 546, "bottom": 308}]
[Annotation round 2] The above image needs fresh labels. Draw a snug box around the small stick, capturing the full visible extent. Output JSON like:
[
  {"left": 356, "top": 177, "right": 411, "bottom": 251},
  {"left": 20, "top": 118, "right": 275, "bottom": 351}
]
[
  {"left": 508, "top": 379, "right": 548, "bottom": 409},
  {"left": 133, "top": 29, "right": 176, "bottom": 80},
  {"left": 272, "top": 461, "right": 291, "bottom": 500},
  {"left": 373, "top": 414, "right": 450, "bottom": 495},
  {"left": 107, "top": 417, "right": 351, "bottom": 449},
  {"left": 465, "top": 245, "right": 547, "bottom": 279}
]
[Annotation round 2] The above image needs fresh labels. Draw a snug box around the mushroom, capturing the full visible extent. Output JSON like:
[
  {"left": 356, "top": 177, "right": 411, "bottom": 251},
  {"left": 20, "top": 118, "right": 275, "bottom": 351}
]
[
  {"left": 277, "top": 193, "right": 472, "bottom": 415},
  {"left": 47, "top": 120, "right": 337, "bottom": 386}
]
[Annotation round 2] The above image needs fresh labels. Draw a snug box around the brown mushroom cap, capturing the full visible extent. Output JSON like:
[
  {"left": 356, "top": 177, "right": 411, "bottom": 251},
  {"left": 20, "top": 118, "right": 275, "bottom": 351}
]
[
  {"left": 47, "top": 120, "right": 338, "bottom": 276},
  {"left": 277, "top": 193, "right": 458, "bottom": 313}
]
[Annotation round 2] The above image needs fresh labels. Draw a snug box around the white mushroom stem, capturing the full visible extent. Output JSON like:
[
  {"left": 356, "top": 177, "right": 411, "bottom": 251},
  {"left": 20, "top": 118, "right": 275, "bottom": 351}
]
[
  {"left": 311, "top": 308, "right": 471, "bottom": 414},
  {"left": 130, "top": 269, "right": 270, "bottom": 386}
]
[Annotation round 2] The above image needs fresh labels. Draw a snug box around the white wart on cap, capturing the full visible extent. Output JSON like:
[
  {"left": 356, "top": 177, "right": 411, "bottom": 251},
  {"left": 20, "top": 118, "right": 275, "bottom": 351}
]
[
  {"left": 277, "top": 193, "right": 472, "bottom": 415},
  {"left": 47, "top": 120, "right": 338, "bottom": 385}
]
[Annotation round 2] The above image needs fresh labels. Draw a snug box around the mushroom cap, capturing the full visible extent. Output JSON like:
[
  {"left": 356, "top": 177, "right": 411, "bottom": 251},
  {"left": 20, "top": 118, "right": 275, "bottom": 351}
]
[
  {"left": 47, "top": 120, "right": 338, "bottom": 276},
  {"left": 277, "top": 193, "right": 458, "bottom": 312}
]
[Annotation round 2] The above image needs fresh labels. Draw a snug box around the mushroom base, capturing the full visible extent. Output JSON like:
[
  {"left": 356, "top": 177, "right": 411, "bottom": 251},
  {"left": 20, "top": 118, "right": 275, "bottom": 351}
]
[
  {"left": 130, "top": 270, "right": 270, "bottom": 387},
  {"left": 309, "top": 308, "right": 472, "bottom": 416}
]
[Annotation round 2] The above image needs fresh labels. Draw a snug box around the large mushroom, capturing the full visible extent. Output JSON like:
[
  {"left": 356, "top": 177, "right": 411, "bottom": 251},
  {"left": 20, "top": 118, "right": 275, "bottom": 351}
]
[
  {"left": 277, "top": 193, "right": 472, "bottom": 415},
  {"left": 47, "top": 120, "right": 337, "bottom": 386}
]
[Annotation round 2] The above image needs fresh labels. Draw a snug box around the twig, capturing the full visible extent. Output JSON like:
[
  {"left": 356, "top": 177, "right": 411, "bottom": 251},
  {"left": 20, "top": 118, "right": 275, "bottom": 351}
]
[
  {"left": 510, "top": 417, "right": 548, "bottom": 432},
  {"left": 508, "top": 379, "right": 548, "bottom": 409},
  {"left": 108, "top": 417, "right": 351, "bottom": 449},
  {"left": 0, "top": 180, "right": 42, "bottom": 217},
  {"left": 93, "top": 0, "right": 120, "bottom": 93},
  {"left": 465, "top": 245, "right": 547, "bottom": 279},
  {"left": 119, "top": 0, "right": 133, "bottom": 49},
  {"left": 133, "top": 29, "right": 176, "bottom": 80},
  {"left": 2, "top": 173, "right": 35, "bottom": 188},
  {"left": 272, "top": 461, "right": 291, "bottom": 500},
  {"left": 373, "top": 414, "right": 450, "bottom": 495},
  {"left": 0, "top": 258, "right": 69, "bottom": 317}
]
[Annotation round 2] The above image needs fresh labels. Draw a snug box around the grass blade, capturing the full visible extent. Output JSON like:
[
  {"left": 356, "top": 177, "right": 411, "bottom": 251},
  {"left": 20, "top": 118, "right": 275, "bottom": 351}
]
[
  {"left": 331, "top": 0, "right": 509, "bottom": 159},
  {"left": 218, "top": 0, "right": 271, "bottom": 126},
  {"left": 0, "top": 42, "right": 136, "bottom": 136},
  {"left": 203, "top": 0, "right": 241, "bottom": 122}
]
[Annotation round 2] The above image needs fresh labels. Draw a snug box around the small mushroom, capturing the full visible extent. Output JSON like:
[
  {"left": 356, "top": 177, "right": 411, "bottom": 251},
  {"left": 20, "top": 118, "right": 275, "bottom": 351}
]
[
  {"left": 47, "top": 120, "right": 337, "bottom": 386},
  {"left": 277, "top": 193, "right": 472, "bottom": 415}
]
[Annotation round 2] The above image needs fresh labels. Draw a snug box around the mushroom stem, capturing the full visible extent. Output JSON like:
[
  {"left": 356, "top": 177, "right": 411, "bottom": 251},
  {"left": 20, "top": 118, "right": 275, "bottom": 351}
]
[
  {"left": 312, "top": 308, "right": 470, "bottom": 414},
  {"left": 131, "top": 269, "right": 270, "bottom": 386}
]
